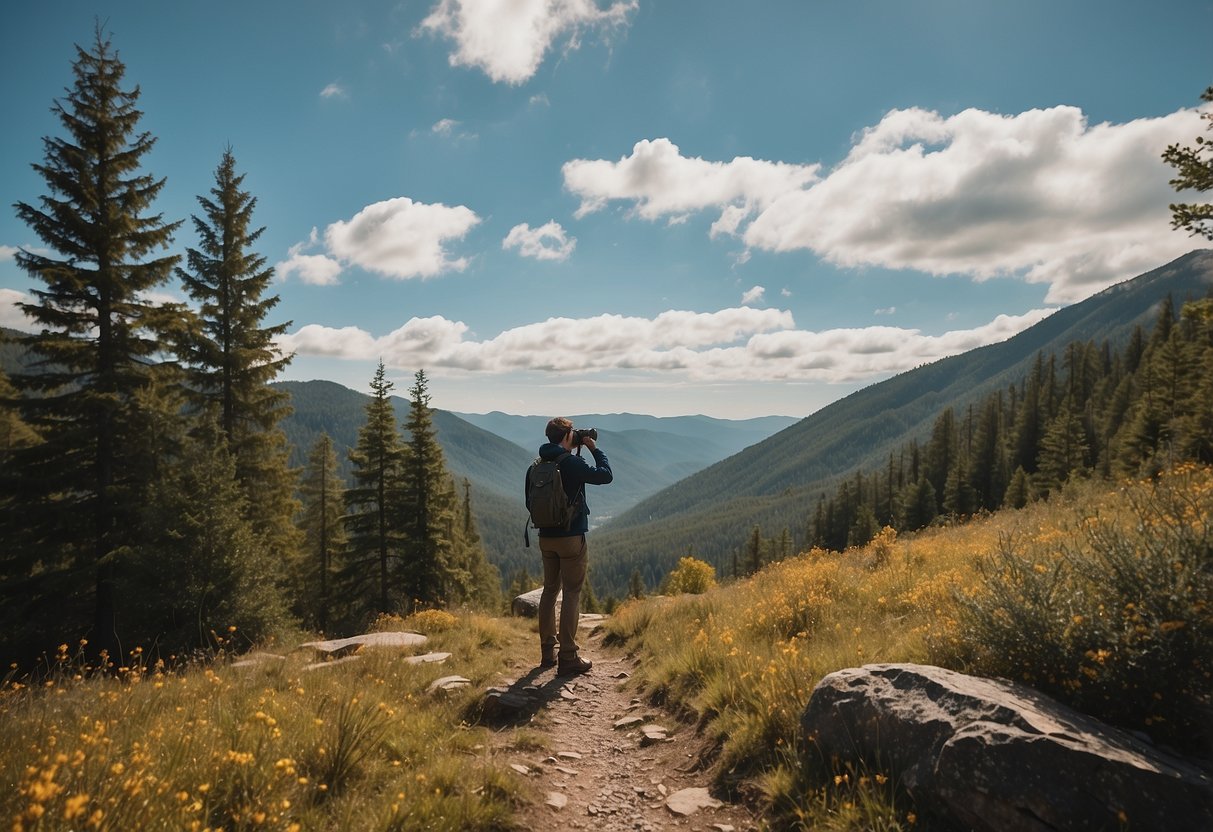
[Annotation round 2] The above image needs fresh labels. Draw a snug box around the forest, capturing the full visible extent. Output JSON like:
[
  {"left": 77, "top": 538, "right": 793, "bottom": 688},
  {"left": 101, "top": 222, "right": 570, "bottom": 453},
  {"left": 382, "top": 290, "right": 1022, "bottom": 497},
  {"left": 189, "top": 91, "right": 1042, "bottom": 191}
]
[{"left": 0, "top": 31, "right": 498, "bottom": 667}]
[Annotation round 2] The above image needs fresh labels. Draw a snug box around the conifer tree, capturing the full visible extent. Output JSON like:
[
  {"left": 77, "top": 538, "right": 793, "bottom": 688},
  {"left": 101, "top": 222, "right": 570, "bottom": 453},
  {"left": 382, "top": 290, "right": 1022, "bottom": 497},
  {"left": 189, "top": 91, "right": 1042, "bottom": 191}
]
[
  {"left": 399, "top": 369, "right": 458, "bottom": 608},
  {"left": 1036, "top": 397, "right": 1090, "bottom": 496},
  {"left": 299, "top": 433, "right": 346, "bottom": 631},
  {"left": 1162, "top": 85, "right": 1213, "bottom": 241},
  {"left": 1003, "top": 466, "right": 1032, "bottom": 509},
  {"left": 5, "top": 28, "right": 185, "bottom": 660},
  {"left": 453, "top": 477, "right": 501, "bottom": 608},
  {"left": 344, "top": 362, "right": 404, "bottom": 617},
  {"left": 628, "top": 568, "right": 645, "bottom": 599},
  {"left": 177, "top": 148, "right": 301, "bottom": 589},
  {"left": 745, "top": 525, "right": 763, "bottom": 574},
  {"left": 131, "top": 411, "right": 289, "bottom": 653}
]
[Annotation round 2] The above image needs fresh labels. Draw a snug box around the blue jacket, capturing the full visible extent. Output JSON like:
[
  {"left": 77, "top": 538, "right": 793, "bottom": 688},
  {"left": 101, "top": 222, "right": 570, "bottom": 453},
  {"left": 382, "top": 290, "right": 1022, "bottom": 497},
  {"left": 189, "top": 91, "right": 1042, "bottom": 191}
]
[{"left": 527, "top": 442, "right": 613, "bottom": 537}]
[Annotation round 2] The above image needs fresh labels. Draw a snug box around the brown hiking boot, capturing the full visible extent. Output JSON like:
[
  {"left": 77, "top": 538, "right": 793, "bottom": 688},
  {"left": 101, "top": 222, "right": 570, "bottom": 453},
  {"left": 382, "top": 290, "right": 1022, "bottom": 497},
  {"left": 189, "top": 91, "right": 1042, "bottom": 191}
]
[
  {"left": 556, "top": 656, "right": 592, "bottom": 676},
  {"left": 540, "top": 648, "right": 556, "bottom": 668}
]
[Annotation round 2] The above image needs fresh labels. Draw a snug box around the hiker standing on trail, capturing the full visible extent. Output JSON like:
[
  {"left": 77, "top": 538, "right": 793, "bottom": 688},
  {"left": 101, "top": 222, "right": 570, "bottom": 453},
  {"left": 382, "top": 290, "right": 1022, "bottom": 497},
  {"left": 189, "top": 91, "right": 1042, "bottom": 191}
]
[{"left": 526, "top": 417, "right": 612, "bottom": 676}]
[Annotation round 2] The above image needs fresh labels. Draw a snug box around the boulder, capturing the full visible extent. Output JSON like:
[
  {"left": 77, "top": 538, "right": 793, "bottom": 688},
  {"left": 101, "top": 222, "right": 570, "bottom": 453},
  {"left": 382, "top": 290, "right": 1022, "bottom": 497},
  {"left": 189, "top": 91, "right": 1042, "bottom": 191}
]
[
  {"left": 511, "top": 587, "right": 553, "bottom": 617},
  {"left": 802, "top": 663, "right": 1213, "bottom": 832}
]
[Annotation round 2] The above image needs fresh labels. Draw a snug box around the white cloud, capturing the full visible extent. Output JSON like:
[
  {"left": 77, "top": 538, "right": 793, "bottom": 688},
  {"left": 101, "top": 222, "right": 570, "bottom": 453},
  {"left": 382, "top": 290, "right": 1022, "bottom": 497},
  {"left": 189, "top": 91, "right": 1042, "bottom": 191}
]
[
  {"left": 563, "top": 137, "right": 819, "bottom": 222},
  {"left": 0, "top": 245, "right": 18, "bottom": 262},
  {"left": 419, "top": 0, "right": 638, "bottom": 85},
  {"left": 565, "top": 106, "right": 1209, "bottom": 304},
  {"left": 875, "top": 306, "right": 896, "bottom": 316},
  {"left": 281, "top": 304, "right": 1054, "bottom": 383},
  {"left": 503, "top": 221, "right": 576, "bottom": 261},
  {"left": 432, "top": 118, "right": 459, "bottom": 136},
  {"left": 740, "top": 285, "right": 765, "bottom": 305},
  {"left": 781, "top": 288, "right": 792, "bottom": 297},
  {"left": 320, "top": 83, "right": 347, "bottom": 99},
  {"left": 277, "top": 252, "right": 343, "bottom": 285},
  {"left": 0, "top": 288, "right": 33, "bottom": 330},
  {"left": 529, "top": 93, "right": 551, "bottom": 108},
  {"left": 324, "top": 197, "right": 481, "bottom": 279}
]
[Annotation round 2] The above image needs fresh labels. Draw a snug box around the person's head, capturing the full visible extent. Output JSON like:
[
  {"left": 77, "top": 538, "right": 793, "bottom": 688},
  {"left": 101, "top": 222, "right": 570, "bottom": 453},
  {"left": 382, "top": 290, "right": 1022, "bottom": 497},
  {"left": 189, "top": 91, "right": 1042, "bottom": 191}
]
[{"left": 545, "top": 417, "right": 573, "bottom": 446}]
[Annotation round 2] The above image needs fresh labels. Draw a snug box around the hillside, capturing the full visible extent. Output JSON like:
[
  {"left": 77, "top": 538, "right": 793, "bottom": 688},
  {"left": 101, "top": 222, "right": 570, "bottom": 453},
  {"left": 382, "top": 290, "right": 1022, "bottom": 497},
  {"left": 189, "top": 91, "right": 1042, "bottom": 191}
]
[{"left": 591, "top": 249, "right": 1213, "bottom": 594}]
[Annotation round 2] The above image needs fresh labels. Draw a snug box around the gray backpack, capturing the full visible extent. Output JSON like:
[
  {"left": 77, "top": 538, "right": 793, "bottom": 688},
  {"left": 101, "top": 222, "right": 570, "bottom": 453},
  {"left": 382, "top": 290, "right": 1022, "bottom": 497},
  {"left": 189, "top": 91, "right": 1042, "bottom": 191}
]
[{"left": 524, "top": 452, "right": 577, "bottom": 545}]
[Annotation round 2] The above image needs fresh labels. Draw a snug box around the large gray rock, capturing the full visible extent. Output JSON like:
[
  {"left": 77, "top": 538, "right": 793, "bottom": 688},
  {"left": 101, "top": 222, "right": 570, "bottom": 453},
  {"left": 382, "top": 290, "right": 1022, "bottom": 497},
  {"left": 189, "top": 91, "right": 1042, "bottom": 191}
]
[
  {"left": 299, "top": 631, "right": 427, "bottom": 655},
  {"left": 802, "top": 663, "right": 1213, "bottom": 832},
  {"left": 511, "top": 587, "right": 555, "bottom": 616}
]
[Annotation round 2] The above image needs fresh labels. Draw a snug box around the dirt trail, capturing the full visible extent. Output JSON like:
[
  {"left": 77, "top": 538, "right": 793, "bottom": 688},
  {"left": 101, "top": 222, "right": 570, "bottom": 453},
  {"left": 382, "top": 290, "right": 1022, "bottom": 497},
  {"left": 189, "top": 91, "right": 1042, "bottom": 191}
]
[{"left": 490, "top": 624, "right": 760, "bottom": 832}]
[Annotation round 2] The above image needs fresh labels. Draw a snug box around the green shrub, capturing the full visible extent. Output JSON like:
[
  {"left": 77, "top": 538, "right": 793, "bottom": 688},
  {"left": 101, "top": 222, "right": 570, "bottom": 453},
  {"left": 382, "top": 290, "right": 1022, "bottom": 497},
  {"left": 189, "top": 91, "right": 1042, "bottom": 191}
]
[{"left": 950, "top": 465, "right": 1213, "bottom": 753}]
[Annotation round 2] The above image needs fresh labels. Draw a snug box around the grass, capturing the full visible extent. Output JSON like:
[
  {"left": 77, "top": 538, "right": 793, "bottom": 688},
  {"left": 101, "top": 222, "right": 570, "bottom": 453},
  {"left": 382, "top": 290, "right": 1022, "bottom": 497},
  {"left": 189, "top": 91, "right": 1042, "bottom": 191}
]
[
  {"left": 2, "top": 612, "right": 531, "bottom": 832},
  {"left": 604, "top": 465, "right": 1213, "bottom": 830}
]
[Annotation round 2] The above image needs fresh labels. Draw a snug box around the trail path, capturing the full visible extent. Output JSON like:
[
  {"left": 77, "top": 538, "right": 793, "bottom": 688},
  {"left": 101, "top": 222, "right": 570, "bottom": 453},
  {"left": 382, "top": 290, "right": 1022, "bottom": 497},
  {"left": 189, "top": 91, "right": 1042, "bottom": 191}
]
[{"left": 488, "top": 624, "right": 759, "bottom": 832}]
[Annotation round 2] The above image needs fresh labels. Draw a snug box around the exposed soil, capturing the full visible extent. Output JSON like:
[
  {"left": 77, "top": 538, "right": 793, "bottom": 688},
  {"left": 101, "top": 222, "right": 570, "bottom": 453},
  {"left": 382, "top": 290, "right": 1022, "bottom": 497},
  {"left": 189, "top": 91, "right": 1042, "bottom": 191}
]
[{"left": 487, "top": 624, "right": 761, "bottom": 832}]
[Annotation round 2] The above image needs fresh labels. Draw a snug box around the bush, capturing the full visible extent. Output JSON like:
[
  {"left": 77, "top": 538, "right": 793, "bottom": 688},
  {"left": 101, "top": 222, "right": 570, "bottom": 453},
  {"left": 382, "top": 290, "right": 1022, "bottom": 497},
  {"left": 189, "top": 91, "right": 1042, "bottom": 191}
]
[
  {"left": 951, "top": 465, "right": 1213, "bottom": 754},
  {"left": 662, "top": 556, "right": 717, "bottom": 595}
]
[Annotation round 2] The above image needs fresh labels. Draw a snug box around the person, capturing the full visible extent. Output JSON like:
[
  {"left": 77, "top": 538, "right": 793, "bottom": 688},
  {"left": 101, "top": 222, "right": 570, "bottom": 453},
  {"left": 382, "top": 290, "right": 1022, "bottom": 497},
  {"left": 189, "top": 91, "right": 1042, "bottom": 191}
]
[{"left": 527, "top": 417, "right": 612, "bottom": 675}]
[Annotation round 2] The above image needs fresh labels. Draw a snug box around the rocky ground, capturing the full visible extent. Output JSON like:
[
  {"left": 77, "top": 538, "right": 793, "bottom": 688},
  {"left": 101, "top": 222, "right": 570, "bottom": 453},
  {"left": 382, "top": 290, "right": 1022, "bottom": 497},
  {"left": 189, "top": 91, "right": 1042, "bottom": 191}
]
[{"left": 488, "top": 623, "right": 760, "bottom": 832}]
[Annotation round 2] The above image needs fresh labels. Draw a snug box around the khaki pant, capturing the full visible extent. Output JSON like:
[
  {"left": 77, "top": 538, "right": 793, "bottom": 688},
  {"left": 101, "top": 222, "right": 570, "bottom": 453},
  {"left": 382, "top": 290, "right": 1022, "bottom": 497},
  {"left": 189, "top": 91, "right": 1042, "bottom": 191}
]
[{"left": 538, "top": 534, "right": 587, "bottom": 659}]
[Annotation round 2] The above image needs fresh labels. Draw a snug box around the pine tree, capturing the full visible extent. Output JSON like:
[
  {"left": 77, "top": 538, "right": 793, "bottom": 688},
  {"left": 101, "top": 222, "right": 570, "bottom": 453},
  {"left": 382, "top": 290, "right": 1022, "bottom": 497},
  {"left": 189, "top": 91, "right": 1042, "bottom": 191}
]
[
  {"left": 5, "top": 28, "right": 185, "bottom": 660},
  {"left": 1004, "top": 466, "right": 1032, "bottom": 509},
  {"left": 454, "top": 477, "right": 501, "bottom": 609},
  {"left": 343, "top": 362, "right": 404, "bottom": 618},
  {"left": 1036, "top": 397, "right": 1090, "bottom": 496},
  {"left": 177, "top": 148, "right": 301, "bottom": 595},
  {"left": 1162, "top": 85, "right": 1213, "bottom": 241},
  {"left": 628, "top": 568, "right": 645, "bottom": 599},
  {"left": 399, "top": 369, "right": 457, "bottom": 608},
  {"left": 299, "top": 433, "right": 346, "bottom": 632},
  {"left": 130, "top": 411, "right": 289, "bottom": 654},
  {"left": 745, "top": 525, "right": 763, "bottom": 574}
]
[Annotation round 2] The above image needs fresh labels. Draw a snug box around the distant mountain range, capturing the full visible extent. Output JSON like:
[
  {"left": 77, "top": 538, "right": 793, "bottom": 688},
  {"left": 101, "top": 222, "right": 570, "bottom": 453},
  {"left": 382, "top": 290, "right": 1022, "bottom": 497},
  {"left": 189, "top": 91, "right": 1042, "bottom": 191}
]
[{"left": 586, "top": 249, "right": 1213, "bottom": 595}]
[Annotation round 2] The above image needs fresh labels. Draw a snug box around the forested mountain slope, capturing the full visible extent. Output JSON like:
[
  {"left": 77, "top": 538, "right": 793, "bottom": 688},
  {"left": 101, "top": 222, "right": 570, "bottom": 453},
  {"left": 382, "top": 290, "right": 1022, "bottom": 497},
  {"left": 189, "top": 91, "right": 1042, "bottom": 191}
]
[{"left": 591, "top": 250, "right": 1213, "bottom": 594}]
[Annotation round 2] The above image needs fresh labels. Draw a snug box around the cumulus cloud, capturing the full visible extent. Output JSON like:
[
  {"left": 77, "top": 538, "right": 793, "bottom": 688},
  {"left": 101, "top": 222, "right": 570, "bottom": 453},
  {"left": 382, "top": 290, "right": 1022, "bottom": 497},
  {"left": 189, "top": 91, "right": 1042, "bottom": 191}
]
[
  {"left": 324, "top": 197, "right": 481, "bottom": 279},
  {"left": 0, "top": 245, "right": 18, "bottom": 262},
  {"left": 565, "top": 106, "right": 1208, "bottom": 303},
  {"left": 419, "top": 0, "right": 637, "bottom": 85},
  {"left": 320, "top": 83, "right": 347, "bottom": 99},
  {"left": 277, "top": 252, "right": 343, "bottom": 285},
  {"left": 875, "top": 306, "right": 896, "bottom": 316},
  {"left": 280, "top": 304, "right": 1054, "bottom": 383},
  {"left": 563, "top": 137, "right": 819, "bottom": 222},
  {"left": 740, "top": 285, "right": 765, "bottom": 305},
  {"left": 432, "top": 118, "right": 459, "bottom": 136},
  {"left": 502, "top": 221, "right": 576, "bottom": 261}
]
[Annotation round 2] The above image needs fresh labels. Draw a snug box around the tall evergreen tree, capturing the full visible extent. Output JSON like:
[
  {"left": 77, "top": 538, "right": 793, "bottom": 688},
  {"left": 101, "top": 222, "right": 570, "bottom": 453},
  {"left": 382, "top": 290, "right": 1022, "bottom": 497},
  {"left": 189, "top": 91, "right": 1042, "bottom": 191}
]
[
  {"left": 399, "top": 369, "right": 457, "bottom": 608},
  {"left": 745, "top": 525, "right": 763, "bottom": 575},
  {"left": 344, "top": 363, "right": 404, "bottom": 618},
  {"left": 4, "top": 28, "right": 184, "bottom": 660},
  {"left": 1036, "top": 397, "right": 1089, "bottom": 496},
  {"left": 177, "top": 148, "right": 300, "bottom": 590},
  {"left": 0, "top": 368, "right": 39, "bottom": 466},
  {"left": 299, "top": 433, "right": 346, "bottom": 632}
]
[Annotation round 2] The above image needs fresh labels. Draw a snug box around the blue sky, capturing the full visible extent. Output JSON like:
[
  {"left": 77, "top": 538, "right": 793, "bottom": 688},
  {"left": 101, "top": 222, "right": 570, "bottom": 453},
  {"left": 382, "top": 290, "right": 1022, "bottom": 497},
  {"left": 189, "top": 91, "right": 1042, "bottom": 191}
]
[{"left": 2, "top": 1, "right": 1210, "bottom": 418}]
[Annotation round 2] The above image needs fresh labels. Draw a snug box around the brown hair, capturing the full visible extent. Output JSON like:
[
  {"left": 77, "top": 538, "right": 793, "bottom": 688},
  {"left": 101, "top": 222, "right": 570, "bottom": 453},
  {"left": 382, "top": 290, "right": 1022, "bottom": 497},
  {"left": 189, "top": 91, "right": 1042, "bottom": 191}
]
[{"left": 545, "top": 417, "right": 573, "bottom": 444}]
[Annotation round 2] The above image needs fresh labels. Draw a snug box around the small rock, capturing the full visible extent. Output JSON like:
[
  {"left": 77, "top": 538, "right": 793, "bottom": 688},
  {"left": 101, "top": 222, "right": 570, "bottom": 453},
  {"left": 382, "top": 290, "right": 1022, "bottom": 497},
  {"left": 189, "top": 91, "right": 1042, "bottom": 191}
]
[
  {"left": 613, "top": 716, "right": 644, "bottom": 729},
  {"left": 557, "top": 751, "right": 583, "bottom": 760},
  {"left": 510, "top": 763, "right": 531, "bottom": 775},
  {"left": 614, "top": 670, "right": 630, "bottom": 679},
  {"left": 560, "top": 689, "right": 580, "bottom": 701},
  {"left": 665, "top": 787, "right": 722, "bottom": 817},
  {"left": 712, "top": 825, "right": 736, "bottom": 832},
  {"left": 657, "top": 783, "right": 667, "bottom": 796},
  {"left": 555, "top": 765, "right": 580, "bottom": 775},
  {"left": 403, "top": 651, "right": 451, "bottom": 665},
  {"left": 426, "top": 675, "right": 471, "bottom": 693},
  {"left": 545, "top": 792, "right": 568, "bottom": 810}
]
